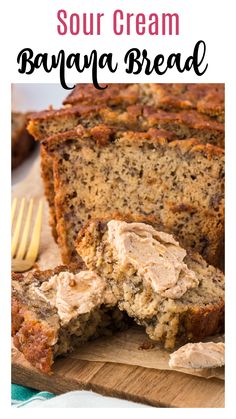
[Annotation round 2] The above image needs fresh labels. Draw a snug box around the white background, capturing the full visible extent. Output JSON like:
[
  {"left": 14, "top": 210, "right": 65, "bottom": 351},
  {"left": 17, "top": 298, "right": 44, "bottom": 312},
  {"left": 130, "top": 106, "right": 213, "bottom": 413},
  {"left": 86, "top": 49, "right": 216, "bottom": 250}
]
[
  {"left": 5, "top": 0, "right": 233, "bottom": 84},
  {"left": 0, "top": 0, "right": 236, "bottom": 415}
]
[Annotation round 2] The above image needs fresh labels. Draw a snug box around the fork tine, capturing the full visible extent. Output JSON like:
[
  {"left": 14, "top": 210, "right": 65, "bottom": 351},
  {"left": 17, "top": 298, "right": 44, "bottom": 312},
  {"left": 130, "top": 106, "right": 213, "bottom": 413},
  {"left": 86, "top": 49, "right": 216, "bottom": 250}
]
[
  {"left": 12, "top": 198, "right": 25, "bottom": 257},
  {"left": 25, "top": 200, "right": 43, "bottom": 262},
  {"left": 16, "top": 198, "right": 34, "bottom": 259},
  {"left": 11, "top": 197, "right": 17, "bottom": 224}
]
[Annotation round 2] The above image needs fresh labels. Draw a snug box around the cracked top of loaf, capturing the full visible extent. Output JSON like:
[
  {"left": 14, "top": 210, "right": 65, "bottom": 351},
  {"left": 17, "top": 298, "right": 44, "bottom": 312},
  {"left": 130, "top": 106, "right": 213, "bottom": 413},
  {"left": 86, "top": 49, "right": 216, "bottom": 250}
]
[
  {"left": 140, "top": 83, "right": 224, "bottom": 120},
  {"left": 63, "top": 83, "right": 224, "bottom": 121},
  {"left": 63, "top": 83, "right": 138, "bottom": 107}
]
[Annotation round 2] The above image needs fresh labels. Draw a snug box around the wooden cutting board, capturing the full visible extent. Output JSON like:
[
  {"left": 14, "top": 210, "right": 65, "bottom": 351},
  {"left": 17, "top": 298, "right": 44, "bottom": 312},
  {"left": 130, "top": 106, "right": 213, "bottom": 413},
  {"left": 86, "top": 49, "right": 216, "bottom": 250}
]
[{"left": 12, "top": 347, "right": 224, "bottom": 408}]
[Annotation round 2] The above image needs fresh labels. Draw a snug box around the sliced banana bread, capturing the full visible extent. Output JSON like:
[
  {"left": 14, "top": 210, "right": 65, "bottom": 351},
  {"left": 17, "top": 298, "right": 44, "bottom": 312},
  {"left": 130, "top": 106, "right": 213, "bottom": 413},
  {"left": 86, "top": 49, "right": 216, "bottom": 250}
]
[
  {"left": 43, "top": 126, "right": 224, "bottom": 267},
  {"left": 12, "top": 265, "right": 125, "bottom": 374},
  {"left": 76, "top": 219, "right": 225, "bottom": 349},
  {"left": 28, "top": 104, "right": 224, "bottom": 147},
  {"left": 27, "top": 84, "right": 224, "bottom": 245},
  {"left": 28, "top": 104, "right": 224, "bottom": 241}
]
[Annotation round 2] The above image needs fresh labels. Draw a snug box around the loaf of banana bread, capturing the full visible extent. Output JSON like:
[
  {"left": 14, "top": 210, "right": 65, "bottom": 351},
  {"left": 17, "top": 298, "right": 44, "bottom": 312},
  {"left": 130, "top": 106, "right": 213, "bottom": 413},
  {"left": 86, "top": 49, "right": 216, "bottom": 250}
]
[
  {"left": 12, "top": 265, "right": 125, "bottom": 374},
  {"left": 42, "top": 126, "right": 224, "bottom": 267},
  {"left": 75, "top": 219, "right": 225, "bottom": 349}
]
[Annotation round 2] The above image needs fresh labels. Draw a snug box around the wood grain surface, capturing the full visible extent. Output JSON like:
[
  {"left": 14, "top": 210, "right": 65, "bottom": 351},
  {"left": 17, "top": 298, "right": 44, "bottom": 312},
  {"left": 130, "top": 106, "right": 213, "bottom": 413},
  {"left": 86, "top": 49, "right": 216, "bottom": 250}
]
[{"left": 12, "top": 346, "right": 224, "bottom": 408}]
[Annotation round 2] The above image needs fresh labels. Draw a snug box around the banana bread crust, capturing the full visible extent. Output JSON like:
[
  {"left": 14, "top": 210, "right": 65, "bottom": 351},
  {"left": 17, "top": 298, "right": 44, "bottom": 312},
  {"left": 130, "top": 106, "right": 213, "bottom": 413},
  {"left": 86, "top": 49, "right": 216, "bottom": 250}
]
[
  {"left": 63, "top": 83, "right": 137, "bottom": 107},
  {"left": 12, "top": 265, "right": 125, "bottom": 374},
  {"left": 63, "top": 83, "right": 225, "bottom": 122},
  {"left": 12, "top": 266, "right": 75, "bottom": 374},
  {"left": 40, "top": 146, "right": 58, "bottom": 241},
  {"left": 12, "top": 297, "right": 56, "bottom": 374},
  {"left": 141, "top": 83, "right": 225, "bottom": 121}
]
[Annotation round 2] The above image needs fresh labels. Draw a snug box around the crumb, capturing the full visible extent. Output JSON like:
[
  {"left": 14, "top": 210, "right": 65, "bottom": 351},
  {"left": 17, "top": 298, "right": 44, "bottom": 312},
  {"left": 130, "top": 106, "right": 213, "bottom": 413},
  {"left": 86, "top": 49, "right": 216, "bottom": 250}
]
[{"left": 138, "top": 341, "right": 156, "bottom": 350}]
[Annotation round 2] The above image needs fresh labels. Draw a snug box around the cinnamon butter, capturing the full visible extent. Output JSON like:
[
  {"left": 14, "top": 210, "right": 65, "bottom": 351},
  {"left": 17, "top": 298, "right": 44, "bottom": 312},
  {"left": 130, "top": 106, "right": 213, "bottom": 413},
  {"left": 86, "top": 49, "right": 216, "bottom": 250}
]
[
  {"left": 169, "top": 342, "right": 225, "bottom": 369},
  {"left": 107, "top": 220, "right": 199, "bottom": 298},
  {"left": 31, "top": 271, "right": 108, "bottom": 325}
]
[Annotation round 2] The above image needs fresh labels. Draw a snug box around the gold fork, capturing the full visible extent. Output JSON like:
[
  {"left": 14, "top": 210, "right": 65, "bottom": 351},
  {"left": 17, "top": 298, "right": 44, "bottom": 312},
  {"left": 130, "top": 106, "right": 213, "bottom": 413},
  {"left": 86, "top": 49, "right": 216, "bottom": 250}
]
[{"left": 11, "top": 197, "right": 43, "bottom": 272}]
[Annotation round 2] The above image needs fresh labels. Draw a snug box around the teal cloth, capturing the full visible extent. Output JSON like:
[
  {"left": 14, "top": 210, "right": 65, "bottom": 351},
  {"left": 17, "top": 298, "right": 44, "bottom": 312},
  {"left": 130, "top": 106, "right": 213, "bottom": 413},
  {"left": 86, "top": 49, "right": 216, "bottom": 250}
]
[
  {"left": 12, "top": 384, "right": 54, "bottom": 407},
  {"left": 11, "top": 386, "right": 146, "bottom": 407}
]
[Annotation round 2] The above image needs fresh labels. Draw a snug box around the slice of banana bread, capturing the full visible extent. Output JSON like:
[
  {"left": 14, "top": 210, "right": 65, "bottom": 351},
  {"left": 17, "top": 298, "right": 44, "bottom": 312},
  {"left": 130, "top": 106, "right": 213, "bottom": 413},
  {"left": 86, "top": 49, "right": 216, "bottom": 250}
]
[
  {"left": 28, "top": 104, "right": 224, "bottom": 147},
  {"left": 43, "top": 126, "right": 224, "bottom": 267},
  {"left": 75, "top": 219, "right": 225, "bottom": 349},
  {"left": 12, "top": 265, "right": 125, "bottom": 374},
  {"left": 27, "top": 104, "right": 175, "bottom": 141}
]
